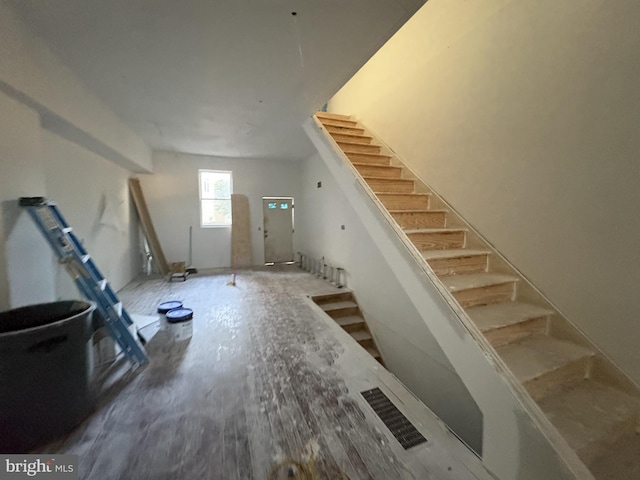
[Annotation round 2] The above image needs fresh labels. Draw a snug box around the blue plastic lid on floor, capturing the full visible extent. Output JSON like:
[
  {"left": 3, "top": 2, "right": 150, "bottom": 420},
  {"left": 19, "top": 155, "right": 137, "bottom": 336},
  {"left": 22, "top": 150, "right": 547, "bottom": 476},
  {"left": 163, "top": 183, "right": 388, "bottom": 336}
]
[
  {"left": 166, "top": 308, "right": 193, "bottom": 323},
  {"left": 157, "top": 301, "right": 183, "bottom": 314}
]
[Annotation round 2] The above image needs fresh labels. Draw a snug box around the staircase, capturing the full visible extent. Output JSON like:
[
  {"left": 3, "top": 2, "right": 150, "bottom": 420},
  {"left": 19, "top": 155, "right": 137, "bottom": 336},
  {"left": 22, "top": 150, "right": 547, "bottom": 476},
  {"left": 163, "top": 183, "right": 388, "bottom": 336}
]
[
  {"left": 312, "top": 291, "right": 384, "bottom": 365},
  {"left": 315, "top": 111, "right": 640, "bottom": 480}
]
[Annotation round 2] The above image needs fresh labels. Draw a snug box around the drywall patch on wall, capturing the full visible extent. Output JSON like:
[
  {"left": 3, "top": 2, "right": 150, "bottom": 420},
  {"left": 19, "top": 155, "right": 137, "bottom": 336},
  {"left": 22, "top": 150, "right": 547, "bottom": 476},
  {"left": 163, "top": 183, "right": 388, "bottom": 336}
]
[{"left": 231, "top": 194, "right": 252, "bottom": 267}]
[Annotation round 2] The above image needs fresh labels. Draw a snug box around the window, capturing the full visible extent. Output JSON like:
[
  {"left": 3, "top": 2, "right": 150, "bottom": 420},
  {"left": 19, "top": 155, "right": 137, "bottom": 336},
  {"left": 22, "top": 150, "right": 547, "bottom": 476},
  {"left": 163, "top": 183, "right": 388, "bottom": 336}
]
[{"left": 199, "top": 170, "right": 232, "bottom": 227}]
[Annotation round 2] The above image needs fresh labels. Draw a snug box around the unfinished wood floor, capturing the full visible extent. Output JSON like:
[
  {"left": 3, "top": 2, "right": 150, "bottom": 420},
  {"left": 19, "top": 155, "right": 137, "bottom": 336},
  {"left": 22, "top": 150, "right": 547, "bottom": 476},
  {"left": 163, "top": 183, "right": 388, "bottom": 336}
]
[{"left": 42, "top": 266, "right": 488, "bottom": 480}]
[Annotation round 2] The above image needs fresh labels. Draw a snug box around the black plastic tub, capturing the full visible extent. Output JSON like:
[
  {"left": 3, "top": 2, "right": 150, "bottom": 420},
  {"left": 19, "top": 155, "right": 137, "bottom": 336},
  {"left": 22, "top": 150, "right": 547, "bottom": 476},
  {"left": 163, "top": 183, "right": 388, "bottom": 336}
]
[{"left": 0, "top": 300, "right": 97, "bottom": 453}]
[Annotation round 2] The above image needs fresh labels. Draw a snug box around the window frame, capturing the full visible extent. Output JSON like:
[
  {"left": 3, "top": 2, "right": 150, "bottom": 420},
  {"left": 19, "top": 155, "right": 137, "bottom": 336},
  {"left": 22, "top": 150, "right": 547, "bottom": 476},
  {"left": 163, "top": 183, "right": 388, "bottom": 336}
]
[{"left": 198, "top": 169, "right": 233, "bottom": 228}]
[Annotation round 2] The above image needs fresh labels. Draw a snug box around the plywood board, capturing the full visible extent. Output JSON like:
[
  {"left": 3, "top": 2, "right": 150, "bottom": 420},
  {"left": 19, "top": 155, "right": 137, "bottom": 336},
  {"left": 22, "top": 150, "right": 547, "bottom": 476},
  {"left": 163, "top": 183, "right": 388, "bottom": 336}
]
[
  {"left": 231, "top": 193, "right": 252, "bottom": 267},
  {"left": 128, "top": 178, "right": 170, "bottom": 274}
]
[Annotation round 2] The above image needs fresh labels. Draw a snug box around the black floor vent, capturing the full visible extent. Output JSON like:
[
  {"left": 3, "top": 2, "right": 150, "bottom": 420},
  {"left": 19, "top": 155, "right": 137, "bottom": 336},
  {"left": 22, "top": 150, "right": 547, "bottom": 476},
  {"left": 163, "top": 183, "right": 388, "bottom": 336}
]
[{"left": 361, "top": 387, "right": 427, "bottom": 450}]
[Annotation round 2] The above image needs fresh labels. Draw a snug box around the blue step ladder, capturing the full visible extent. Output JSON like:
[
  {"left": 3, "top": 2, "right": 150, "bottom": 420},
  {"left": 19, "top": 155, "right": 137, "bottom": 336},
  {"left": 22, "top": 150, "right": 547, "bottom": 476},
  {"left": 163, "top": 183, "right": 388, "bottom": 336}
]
[{"left": 20, "top": 197, "right": 149, "bottom": 368}]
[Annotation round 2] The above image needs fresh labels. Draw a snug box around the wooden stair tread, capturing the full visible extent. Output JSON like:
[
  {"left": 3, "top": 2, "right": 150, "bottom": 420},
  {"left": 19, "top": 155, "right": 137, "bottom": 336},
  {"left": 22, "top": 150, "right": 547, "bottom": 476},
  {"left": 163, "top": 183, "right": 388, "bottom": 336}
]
[
  {"left": 316, "top": 112, "right": 353, "bottom": 121},
  {"left": 440, "top": 273, "right": 518, "bottom": 292},
  {"left": 350, "top": 329, "right": 373, "bottom": 342},
  {"left": 467, "top": 302, "right": 553, "bottom": 332},
  {"left": 377, "top": 193, "right": 430, "bottom": 198},
  {"left": 363, "top": 176, "right": 414, "bottom": 182},
  {"left": 405, "top": 227, "right": 467, "bottom": 234},
  {"left": 336, "top": 315, "right": 365, "bottom": 328},
  {"left": 366, "top": 347, "right": 381, "bottom": 358},
  {"left": 497, "top": 335, "right": 594, "bottom": 384},
  {"left": 352, "top": 163, "right": 402, "bottom": 170},
  {"left": 321, "top": 301, "right": 358, "bottom": 312},
  {"left": 589, "top": 428, "right": 640, "bottom": 478},
  {"left": 344, "top": 151, "right": 391, "bottom": 159},
  {"left": 325, "top": 125, "right": 365, "bottom": 135},
  {"left": 388, "top": 209, "right": 447, "bottom": 214},
  {"left": 538, "top": 380, "right": 640, "bottom": 464},
  {"left": 421, "top": 248, "right": 490, "bottom": 260}
]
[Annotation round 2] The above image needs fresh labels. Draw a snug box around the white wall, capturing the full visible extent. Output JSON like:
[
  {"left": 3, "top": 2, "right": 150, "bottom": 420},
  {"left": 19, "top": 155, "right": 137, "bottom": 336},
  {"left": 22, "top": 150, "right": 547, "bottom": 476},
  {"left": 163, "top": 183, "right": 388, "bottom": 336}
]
[
  {"left": 0, "top": 91, "right": 55, "bottom": 309},
  {"left": 140, "top": 152, "right": 302, "bottom": 269},
  {"left": 43, "top": 131, "right": 141, "bottom": 299},
  {"left": 296, "top": 152, "right": 483, "bottom": 453},
  {"left": 0, "top": 0, "right": 147, "bottom": 309},
  {"left": 329, "top": 0, "right": 640, "bottom": 384},
  {"left": 0, "top": 0, "right": 151, "bottom": 173}
]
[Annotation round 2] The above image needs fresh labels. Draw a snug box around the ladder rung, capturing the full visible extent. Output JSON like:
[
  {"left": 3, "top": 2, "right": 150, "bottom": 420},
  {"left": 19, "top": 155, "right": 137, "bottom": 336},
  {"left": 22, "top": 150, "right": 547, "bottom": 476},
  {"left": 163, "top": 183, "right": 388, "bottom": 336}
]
[{"left": 22, "top": 198, "right": 148, "bottom": 367}]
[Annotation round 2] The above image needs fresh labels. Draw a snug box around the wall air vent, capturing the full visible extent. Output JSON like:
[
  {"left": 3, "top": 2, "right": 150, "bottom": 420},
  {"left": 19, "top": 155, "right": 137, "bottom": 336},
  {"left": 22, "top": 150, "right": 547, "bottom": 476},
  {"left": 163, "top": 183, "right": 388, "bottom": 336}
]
[{"left": 361, "top": 387, "right": 427, "bottom": 450}]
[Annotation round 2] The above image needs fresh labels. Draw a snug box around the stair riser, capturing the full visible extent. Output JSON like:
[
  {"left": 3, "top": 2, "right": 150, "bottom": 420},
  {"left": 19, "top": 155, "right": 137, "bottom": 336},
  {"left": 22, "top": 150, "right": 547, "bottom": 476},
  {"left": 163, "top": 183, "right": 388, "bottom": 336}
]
[
  {"left": 327, "top": 307, "right": 360, "bottom": 319},
  {"left": 313, "top": 292, "right": 353, "bottom": 305},
  {"left": 408, "top": 231, "right": 465, "bottom": 250},
  {"left": 453, "top": 282, "right": 515, "bottom": 308},
  {"left": 524, "top": 356, "right": 592, "bottom": 402},
  {"left": 345, "top": 153, "right": 391, "bottom": 165},
  {"left": 428, "top": 254, "right": 488, "bottom": 276},
  {"left": 339, "top": 143, "right": 381, "bottom": 155},
  {"left": 340, "top": 322, "right": 366, "bottom": 334},
  {"left": 331, "top": 133, "right": 373, "bottom": 145},
  {"left": 354, "top": 164, "right": 403, "bottom": 178},
  {"left": 391, "top": 211, "right": 446, "bottom": 229},
  {"left": 317, "top": 112, "right": 352, "bottom": 122},
  {"left": 379, "top": 195, "right": 430, "bottom": 210},
  {"left": 320, "top": 118, "right": 358, "bottom": 128},
  {"left": 355, "top": 337, "right": 375, "bottom": 349},
  {"left": 366, "top": 179, "right": 415, "bottom": 194},
  {"left": 325, "top": 125, "right": 365, "bottom": 136},
  {"left": 484, "top": 317, "right": 548, "bottom": 348}
]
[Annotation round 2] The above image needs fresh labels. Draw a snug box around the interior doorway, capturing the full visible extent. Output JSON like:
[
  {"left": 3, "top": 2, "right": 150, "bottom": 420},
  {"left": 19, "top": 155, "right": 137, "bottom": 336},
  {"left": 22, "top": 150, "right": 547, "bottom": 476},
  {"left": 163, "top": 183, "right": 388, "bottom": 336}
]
[{"left": 262, "top": 197, "right": 294, "bottom": 264}]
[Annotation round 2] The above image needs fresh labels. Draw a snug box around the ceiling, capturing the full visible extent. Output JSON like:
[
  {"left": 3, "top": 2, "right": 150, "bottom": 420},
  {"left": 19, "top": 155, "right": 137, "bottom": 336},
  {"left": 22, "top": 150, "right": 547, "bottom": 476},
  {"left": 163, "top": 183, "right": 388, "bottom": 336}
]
[{"left": 8, "top": 0, "right": 424, "bottom": 160}]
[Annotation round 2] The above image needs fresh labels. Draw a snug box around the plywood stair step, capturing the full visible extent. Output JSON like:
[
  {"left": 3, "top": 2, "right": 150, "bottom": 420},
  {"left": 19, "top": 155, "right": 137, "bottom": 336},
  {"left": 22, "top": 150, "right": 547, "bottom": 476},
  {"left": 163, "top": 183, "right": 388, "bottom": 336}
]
[
  {"left": 316, "top": 112, "right": 353, "bottom": 122},
  {"left": 324, "top": 124, "right": 366, "bottom": 136},
  {"left": 405, "top": 228, "right": 467, "bottom": 250},
  {"left": 366, "top": 346, "right": 382, "bottom": 360},
  {"left": 389, "top": 209, "right": 447, "bottom": 229},
  {"left": 312, "top": 291, "right": 354, "bottom": 305},
  {"left": 422, "top": 248, "right": 490, "bottom": 276},
  {"left": 312, "top": 292, "right": 384, "bottom": 365},
  {"left": 364, "top": 177, "right": 415, "bottom": 193},
  {"left": 588, "top": 425, "right": 640, "bottom": 479},
  {"left": 330, "top": 132, "right": 373, "bottom": 145},
  {"left": 497, "top": 335, "right": 594, "bottom": 401},
  {"left": 317, "top": 115, "right": 359, "bottom": 128},
  {"left": 377, "top": 193, "right": 431, "bottom": 210},
  {"left": 353, "top": 163, "right": 403, "bottom": 179},
  {"left": 338, "top": 142, "right": 382, "bottom": 155},
  {"left": 466, "top": 301, "right": 553, "bottom": 347},
  {"left": 344, "top": 151, "right": 392, "bottom": 165},
  {"left": 538, "top": 380, "right": 640, "bottom": 468},
  {"left": 336, "top": 315, "right": 366, "bottom": 333},
  {"left": 441, "top": 272, "right": 518, "bottom": 308},
  {"left": 350, "top": 328, "right": 375, "bottom": 349},
  {"left": 320, "top": 300, "right": 360, "bottom": 318}
]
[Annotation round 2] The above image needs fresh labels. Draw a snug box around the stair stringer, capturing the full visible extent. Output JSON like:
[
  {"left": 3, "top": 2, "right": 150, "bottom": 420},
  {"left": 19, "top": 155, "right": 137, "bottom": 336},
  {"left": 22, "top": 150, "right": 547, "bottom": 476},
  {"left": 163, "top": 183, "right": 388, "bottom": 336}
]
[{"left": 303, "top": 115, "right": 593, "bottom": 480}]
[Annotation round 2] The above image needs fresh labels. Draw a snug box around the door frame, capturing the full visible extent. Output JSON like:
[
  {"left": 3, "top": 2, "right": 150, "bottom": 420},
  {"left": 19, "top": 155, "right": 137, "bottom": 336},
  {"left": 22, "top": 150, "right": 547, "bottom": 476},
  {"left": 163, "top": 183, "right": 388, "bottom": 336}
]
[{"left": 262, "top": 196, "right": 295, "bottom": 265}]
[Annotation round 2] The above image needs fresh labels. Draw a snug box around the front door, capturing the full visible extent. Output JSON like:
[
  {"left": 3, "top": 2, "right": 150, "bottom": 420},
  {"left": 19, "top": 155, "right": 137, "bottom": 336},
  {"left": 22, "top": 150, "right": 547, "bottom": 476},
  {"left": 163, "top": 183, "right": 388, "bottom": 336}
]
[{"left": 262, "top": 197, "right": 294, "bottom": 264}]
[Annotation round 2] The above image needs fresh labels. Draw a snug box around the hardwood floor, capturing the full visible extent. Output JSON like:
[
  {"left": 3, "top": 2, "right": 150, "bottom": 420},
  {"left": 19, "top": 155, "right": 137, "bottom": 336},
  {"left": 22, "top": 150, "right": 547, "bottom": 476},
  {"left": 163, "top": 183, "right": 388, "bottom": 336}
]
[{"left": 41, "top": 266, "right": 489, "bottom": 480}]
